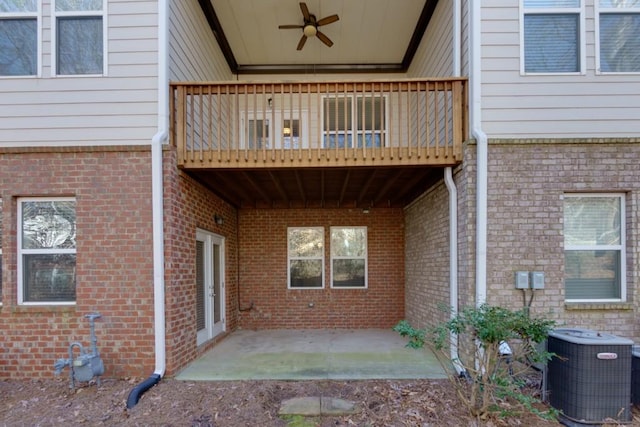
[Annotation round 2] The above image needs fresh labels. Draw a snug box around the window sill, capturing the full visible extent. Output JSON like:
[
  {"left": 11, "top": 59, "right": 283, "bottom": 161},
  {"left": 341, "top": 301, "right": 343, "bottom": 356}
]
[
  {"left": 565, "top": 302, "right": 633, "bottom": 311},
  {"left": 10, "top": 305, "right": 76, "bottom": 314}
]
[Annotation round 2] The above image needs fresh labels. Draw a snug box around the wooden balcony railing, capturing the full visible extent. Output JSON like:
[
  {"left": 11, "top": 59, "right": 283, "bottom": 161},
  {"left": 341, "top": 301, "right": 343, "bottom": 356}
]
[{"left": 171, "top": 78, "right": 467, "bottom": 169}]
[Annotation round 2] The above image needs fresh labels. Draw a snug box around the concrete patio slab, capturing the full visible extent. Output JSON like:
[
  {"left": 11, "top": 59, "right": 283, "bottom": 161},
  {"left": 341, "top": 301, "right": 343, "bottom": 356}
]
[{"left": 175, "top": 329, "right": 447, "bottom": 381}]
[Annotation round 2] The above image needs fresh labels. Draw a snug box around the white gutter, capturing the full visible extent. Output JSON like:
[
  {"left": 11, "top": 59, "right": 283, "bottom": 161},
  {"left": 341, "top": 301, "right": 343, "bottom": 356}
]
[
  {"left": 127, "top": 0, "right": 168, "bottom": 408},
  {"left": 471, "top": 0, "right": 488, "bottom": 307}
]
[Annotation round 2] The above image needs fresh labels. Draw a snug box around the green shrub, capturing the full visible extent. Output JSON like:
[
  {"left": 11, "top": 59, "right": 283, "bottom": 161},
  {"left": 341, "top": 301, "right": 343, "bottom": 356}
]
[{"left": 394, "top": 304, "right": 558, "bottom": 421}]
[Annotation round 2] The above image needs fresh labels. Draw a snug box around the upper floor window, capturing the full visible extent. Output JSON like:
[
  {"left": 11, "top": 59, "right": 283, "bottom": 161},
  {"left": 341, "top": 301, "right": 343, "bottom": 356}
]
[
  {"left": 597, "top": 0, "right": 640, "bottom": 73},
  {"left": 323, "top": 96, "right": 386, "bottom": 148},
  {"left": 18, "top": 198, "right": 77, "bottom": 304},
  {"left": 564, "top": 194, "right": 625, "bottom": 302},
  {"left": 0, "top": 0, "right": 39, "bottom": 76},
  {"left": 522, "top": 0, "right": 584, "bottom": 74},
  {"left": 53, "top": 0, "right": 105, "bottom": 75}
]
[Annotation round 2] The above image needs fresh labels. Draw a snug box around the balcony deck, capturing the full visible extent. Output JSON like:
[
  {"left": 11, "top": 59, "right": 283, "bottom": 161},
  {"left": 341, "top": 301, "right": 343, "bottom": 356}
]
[
  {"left": 171, "top": 78, "right": 467, "bottom": 170},
  {"left": 170, "top": 78, "right": 467, "bottom": 208}
]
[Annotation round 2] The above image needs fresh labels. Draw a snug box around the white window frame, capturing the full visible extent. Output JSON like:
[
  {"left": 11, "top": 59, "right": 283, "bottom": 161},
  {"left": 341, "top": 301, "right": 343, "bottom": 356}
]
[
  {"left": 287, "top": 227, "right": 324, "bottom": 289},
  {"left": 17, "top": 197, "right": 76, "bottom": 305},
  {"left": 51, "top": 0, "right": 107, "bottom": 76},
  {"left": 0, "top": 0, "right": 42, "bottom": 78},
  {"left": 240, "top": 110, "right": 309, "bottom": 150},
  {"left": 519, "top": 0, "right": 586, "bottom": 75},
  {"left": 595, "top": 0, "right": 640, "bottom": 75},
  {"left": 564, "top": 193, "right": 626, "bottom": 303},
  {"left": 321, "top": 95, "right": 388, "bottom": 149},
  {"left": 330, "top": 226, "right": 368, "bottom": 289}
]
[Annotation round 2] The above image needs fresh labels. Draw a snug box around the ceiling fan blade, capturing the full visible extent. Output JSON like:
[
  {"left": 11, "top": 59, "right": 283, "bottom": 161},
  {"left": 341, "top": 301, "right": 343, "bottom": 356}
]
[
  {"left": 299, "top": 2, "right": 310, "bottom": 21},
  {"left": 296, "top": 35, "right": 307, "bottom": 50},
  {"left": 316, "top": 31, "right": 333, "bottom": 48},
  {"left": 316, "top": 14, "right": 339, "bottom": 26},
  {"left": 279, "top": 24, "right": 303, "bottom": 29}
]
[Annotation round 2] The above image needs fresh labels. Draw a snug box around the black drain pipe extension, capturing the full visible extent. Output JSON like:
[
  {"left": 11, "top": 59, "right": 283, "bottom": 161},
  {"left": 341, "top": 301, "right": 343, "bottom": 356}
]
[{"left": 126, "top": 374, "right": 162, "bottom": 409}]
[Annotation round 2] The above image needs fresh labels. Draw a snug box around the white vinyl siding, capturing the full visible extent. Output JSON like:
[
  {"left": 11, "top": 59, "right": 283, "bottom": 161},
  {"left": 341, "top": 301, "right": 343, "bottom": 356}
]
[
  {"left": 0, "top": 0, "right": 158, "bottom": 147},
  {"left": 407, "top": 0, "right": 454, "bottom": 77},
  {"left": 168, "top": 1, "right": 232, "bottom": 82},
  {"left": 480, "top": 0, "right": 640, "bottom": 138}
]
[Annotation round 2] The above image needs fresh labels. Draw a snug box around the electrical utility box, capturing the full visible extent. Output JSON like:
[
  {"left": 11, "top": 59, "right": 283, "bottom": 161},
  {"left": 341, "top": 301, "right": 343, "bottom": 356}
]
[{"left": 546, "top": 328, "right": 632, "bottom": 426}]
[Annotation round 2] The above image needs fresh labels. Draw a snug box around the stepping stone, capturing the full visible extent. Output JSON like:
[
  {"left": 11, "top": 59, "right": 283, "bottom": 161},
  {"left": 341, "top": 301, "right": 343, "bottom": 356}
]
[{"left": 279, "top": 396, "right": 359, "bottom": 416}]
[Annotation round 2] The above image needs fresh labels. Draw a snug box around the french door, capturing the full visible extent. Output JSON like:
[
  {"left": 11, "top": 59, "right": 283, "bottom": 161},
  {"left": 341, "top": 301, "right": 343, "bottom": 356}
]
[{"left": 196, "top": 230, "right": 225, "bottom": 345}]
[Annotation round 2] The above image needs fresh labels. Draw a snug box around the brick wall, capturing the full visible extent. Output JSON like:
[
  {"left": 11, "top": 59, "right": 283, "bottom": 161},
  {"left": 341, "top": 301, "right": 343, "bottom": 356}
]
[
  {"left": 238, "top": 208, "right": 405, "bottom": 329},
  {"left": 404, "top": 180, "right": 453, "bottom": 329},
  {"left": 162, "top": 147, "right": 238, "bottom": 376},
  {"left": 0, "top": 147, "right": 155, "bottom": 379},
  {"left": 485, "top": 140, "right": 640, "bottom": 341}
]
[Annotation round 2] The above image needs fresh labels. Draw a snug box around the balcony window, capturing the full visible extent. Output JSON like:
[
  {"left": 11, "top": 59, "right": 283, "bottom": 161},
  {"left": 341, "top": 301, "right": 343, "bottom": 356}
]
[
  {"left": 564, "top": 194, "right": 625, "bottom": 301},
  {"left": 242, "top": 112, "right": 307, "bottom": 149},
  {"left": 522, "top": 0, "right": 583, "bottom": 74},
  {"left": 0, "top": 0, "right": 38, "bottom": 76},
  {"left": 323, "top": 96, "right": 386, "bottom": 148},
  {"left": 54, "top": 0, "right": 105, "bottom": 75},
  {"left": 597, "top": 0, "right": 640, "bottom": 73},
  {"left": 288, "top": 227, "right": 324, "bottom": 289},
  {"left": 18, "top": 198, "right": 77, "bottom": 304}
]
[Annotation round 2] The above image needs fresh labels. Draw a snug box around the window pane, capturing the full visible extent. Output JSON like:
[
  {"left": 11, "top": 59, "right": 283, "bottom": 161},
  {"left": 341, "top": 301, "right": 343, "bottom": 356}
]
[
  {"left": 332, "top": 259, "right": 365, "bottom": 288},
  {"left": 525, "top": 0, "right": 580, "bottom": 7},
  {"left": 324, "top": 97, "right": 352, "bottom": 131},
  {"left": 600, "top": 14, "right": 640, "bottom": 72},
  {"left": 23, "top": 254, "right": 76, "bottom": 302},
  {"left": 0, "top": 0, "right": 37, "bottom": 12},
  {"left": 22, "top": 200, "right": 76, "bottom": 250},
  {"left": 57, "top": 17, "right": 103, "bottom": 75},
  {"left": 600, "top": 0, "right": 640, "bottom": 8},
  {"left": 564, "top": 197, "right": 620, "bottom": 246},
  {"left": 0, "top": 19, "right": 37, "bottom": 76},
  {"left": 289, "top": 259, "right": 323, "bottom": 288},
  {"left": 356, "top": 97, "right": 385, "bottom": 130},
  {"left": 524, "top": 14, "right": 580, "bottom": 72},
  {"left": 288, "top": 228, "right": 323, "bottom": 257},
  {"left": 331, "top": 228, "right": 366, "bottom": 257},
  {"left": 56, "top": 0, "right": 102, "bottom": 11},
  {"left": 565, "top": 250, "right": 620, "bottom": 299}
]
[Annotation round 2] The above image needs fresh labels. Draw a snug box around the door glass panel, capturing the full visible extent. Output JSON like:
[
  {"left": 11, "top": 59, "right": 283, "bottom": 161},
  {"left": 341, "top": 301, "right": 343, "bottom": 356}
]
[{"left": 213, "top": 243, "right": 221, "bottom": 324}]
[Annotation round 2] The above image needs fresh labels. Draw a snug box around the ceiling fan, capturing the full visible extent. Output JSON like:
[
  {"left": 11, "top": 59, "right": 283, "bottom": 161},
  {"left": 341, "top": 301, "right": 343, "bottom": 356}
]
[{"left": 278, "top": 2, "right": 339, "bottom": 50}]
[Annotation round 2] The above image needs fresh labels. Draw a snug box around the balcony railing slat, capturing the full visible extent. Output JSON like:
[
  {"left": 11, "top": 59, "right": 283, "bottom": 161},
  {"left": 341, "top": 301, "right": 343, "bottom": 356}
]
[{"left": 171, "top": 78, "right": 467, "bottom": 169}]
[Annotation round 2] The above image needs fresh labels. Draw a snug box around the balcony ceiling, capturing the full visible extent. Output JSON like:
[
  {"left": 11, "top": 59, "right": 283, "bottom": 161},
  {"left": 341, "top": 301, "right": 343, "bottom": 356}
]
[
  {"left": 192, "top": 0, "right": 449, "bottom": 209},
  {"left": 202, "top": 0, "right": 438, "bottom": 74},
  {"left": 189, "top": 166, "right": 445, "bottom": 209}
]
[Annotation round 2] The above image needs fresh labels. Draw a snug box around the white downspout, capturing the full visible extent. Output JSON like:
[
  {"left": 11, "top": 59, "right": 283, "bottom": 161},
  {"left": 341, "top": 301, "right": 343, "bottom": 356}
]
[
  {"left": 126, "top": 0, "right": 168, "bottom": 408},
  {"left": 151, "top": 0, "right": 169, "bottom": 379},
  {"left": 446, "top": 0, "right": 463, "bottom": 375},
  {"left": 471, "top": 0, "right": 488, "bottom": 307}
]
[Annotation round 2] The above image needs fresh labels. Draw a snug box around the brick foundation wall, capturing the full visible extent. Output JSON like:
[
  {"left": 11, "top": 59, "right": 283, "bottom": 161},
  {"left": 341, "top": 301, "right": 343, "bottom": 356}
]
[
  {"left": 404, "top": 180, "right": 452, "bottom": 329},
  {"left": 0, "top": 147, "right": 155, "bottom": 379},
  {"left": 485, "top": 140, "right": 640, "bottom": 341},
  {"left": 238, "top": 208, "right": 405, "bottom": 329},
  {"left": 162, "top": 147, "right": 238, "bottom": 376}
]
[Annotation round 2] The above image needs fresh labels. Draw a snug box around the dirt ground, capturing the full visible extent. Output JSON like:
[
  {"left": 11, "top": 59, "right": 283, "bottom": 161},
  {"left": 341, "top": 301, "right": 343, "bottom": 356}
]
[{"left": 0, "top": 376, "right": 573, "bottom": 427}]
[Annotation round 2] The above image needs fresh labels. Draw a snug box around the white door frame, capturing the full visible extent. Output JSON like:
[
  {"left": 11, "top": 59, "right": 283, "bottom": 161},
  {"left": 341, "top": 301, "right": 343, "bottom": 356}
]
[{"left": 196, "top": 229, "right": 225, "bottom": 346}]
